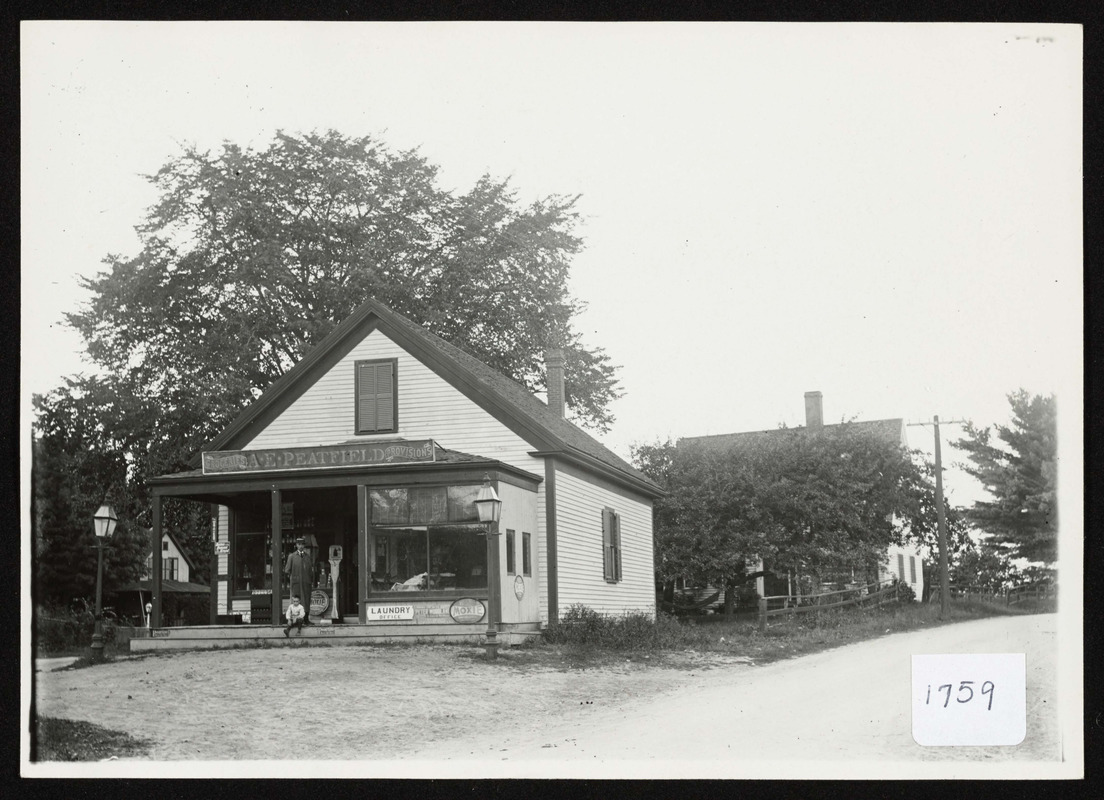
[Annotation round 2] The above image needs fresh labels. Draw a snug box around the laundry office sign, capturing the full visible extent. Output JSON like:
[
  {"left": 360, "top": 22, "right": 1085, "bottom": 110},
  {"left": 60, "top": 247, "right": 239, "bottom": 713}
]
[{"left": 202, "top": 440, "right": 436, "bottom": 475}]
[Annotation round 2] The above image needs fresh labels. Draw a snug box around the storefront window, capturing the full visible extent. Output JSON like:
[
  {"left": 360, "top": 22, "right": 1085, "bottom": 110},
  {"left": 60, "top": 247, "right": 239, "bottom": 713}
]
[
  {"left": 370, "top": 483, "right": 486, "bottom": 593},
  {"left": 370, "top": 485, "right": 480, "bottom": 526},
  {"left": 372, "top": 525, "right": 486, "bottom": 591}
]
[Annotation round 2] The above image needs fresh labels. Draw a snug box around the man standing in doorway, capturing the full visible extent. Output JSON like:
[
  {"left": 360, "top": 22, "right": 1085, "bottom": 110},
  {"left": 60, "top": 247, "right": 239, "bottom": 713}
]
[{"left": 285, "top": 537, "right": 314, "bottom": 624}]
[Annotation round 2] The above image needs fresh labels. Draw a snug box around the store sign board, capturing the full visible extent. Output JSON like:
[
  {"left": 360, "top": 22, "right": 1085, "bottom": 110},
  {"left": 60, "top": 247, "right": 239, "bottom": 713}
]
[
  {"left": 202, "top": 440, "right": 435, "bottom": 475},
  {"left": 366, "top": 604, "right": 415, "bottom": 621},
  {"left": 449, "top": 598, "right": 486, "bottom": 624},
  {"left": 215, "top": 541, "right": 230, "bottom": 555}
]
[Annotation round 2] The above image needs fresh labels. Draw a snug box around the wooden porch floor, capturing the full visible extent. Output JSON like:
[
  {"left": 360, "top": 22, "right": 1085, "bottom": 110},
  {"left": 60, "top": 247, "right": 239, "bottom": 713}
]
[{"left": 128, "top": 621, "right": 541, "bottom": 652}]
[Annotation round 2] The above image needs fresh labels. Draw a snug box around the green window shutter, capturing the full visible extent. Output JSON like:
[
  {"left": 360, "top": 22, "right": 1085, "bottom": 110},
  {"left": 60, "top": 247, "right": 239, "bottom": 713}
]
[
  {"left": 612, "top": 512, "right": 622, "bottom": 581},
  {"left": 376, "top": 361, "right": 395, "bottom": 430},
  {"left": 357, "top": 360, "right": 396, "bottom": 433},
  {"left": 602, "top": 508, "right": 613, "bottom": 581}
]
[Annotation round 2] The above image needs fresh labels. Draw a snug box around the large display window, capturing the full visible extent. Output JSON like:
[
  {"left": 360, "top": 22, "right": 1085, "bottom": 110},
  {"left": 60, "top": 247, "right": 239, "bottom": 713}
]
[{"left": 370, "top": 485, "right": 487, "bottom": 594}]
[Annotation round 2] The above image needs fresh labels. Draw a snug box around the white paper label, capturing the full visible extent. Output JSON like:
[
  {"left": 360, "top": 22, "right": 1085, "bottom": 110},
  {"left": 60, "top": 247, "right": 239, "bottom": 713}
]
[{"left": 912, "top": 653, "right": 1026, "bottom": 746}]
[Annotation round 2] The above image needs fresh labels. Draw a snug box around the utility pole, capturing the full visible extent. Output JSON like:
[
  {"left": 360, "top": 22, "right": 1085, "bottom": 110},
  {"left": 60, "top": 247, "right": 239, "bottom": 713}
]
[{"left": 908, "top": 416, "right": 965, "bottom": 620}]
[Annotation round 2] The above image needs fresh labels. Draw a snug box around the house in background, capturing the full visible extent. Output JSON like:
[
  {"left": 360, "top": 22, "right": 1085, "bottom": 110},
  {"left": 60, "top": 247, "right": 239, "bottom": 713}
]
[
  {"left": 113, "top": 529, "right": 209, "bottom": 625},
  {"left": 140, "top": 297, "right": 661, "bottom": 648},
  {"left": 678, "top": 391, "right": 926, "bottom": 603},
  {"left": 144, "top": 529, "right": 197, "bottom": 583}
]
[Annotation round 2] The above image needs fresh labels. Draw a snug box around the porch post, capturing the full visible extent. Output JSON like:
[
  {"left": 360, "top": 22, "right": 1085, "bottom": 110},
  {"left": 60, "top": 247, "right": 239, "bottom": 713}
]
[
  {"left": 271, "top": 488, "right": 282, "bottom": 627},
  {"left": 357, "top": 484, "right": 368, "bottom": 624},
  {"left": 151, "top": 492, "right": 162, "bottom": 629},
  {"left": 209, "top": 503, "right": 218, "bottom": 626}
]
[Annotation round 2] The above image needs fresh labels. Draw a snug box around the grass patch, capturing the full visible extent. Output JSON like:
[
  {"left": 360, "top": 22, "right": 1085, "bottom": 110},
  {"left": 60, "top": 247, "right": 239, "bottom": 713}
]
[
  {"left": 540, "top": 598, "right": 1031, "bottom": 665},
  {"left": 33, "top": 716, "right": 154, "bottom": 762}
]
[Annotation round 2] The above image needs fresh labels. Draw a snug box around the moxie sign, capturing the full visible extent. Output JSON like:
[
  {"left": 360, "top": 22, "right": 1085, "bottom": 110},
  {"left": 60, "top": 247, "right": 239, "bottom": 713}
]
[{"left": 201, "top": 440, "right": 435, "bottom": 475}]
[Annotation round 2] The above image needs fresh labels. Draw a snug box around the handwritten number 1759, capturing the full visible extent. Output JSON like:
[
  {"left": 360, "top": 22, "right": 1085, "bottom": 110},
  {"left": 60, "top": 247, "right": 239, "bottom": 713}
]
[{"left": 925, "top": 681, "right": 995, "bottom": 710}]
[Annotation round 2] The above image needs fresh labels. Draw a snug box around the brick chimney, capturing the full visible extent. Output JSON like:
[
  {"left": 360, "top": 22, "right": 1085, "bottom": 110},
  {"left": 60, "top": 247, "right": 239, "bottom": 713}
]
[
  {"left": 804, "top": 391, "right": 823, "bottom": 430},
  {"left": 545, "top": 349, "right": 566, "bottom": 417}
]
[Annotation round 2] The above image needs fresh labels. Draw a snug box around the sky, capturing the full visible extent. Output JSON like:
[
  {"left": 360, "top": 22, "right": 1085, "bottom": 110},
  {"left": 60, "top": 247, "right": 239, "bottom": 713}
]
[{"left": 21, "top": 21, "right": 1082, "bottom": 515}]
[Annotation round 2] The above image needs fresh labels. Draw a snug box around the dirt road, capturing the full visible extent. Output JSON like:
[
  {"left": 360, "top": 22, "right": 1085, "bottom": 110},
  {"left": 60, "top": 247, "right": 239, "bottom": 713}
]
[
  {"left": 411, "top": 614, "right": 1065, "bottom": 775},
  {"left": 31, "top": 614, "right": 1069, "bottom": 777}
]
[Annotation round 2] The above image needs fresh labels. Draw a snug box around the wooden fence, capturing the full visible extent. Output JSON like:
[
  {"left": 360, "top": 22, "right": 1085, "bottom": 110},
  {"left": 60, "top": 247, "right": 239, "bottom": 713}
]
[
  {"left": 757, "top": 578, "right": 901, "bottom": 631},
  {"left": 929, "top": 581, "right": 1056, "bottom": 606},
  {"left": 1006, "top": 581, "right": 1057, "bottom": 606}
]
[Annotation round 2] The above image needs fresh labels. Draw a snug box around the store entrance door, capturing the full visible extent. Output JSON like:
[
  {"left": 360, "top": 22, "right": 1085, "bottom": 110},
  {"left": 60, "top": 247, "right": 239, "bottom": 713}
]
[{"left": 340, "top": 514, "right": 358, "bottom": 621}]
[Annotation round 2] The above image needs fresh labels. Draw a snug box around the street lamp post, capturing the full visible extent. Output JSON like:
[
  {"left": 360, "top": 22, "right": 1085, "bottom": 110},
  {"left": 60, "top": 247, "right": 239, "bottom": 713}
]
[
  {"left": 90, "top": 504, "right": 118, "bottom": 663},
  {"left": 474, "top": 475, "right": 503, "bottom": 660}
]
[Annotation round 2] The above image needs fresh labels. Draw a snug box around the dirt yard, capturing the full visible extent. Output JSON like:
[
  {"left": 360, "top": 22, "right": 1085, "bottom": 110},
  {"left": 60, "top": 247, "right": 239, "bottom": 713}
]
[{"left": 32, "top": 642, "right": 748, "bottom": 761}]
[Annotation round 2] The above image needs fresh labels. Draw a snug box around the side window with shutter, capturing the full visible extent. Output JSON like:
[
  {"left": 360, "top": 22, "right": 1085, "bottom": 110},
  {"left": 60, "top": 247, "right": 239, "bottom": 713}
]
[
  {"left": 602, "top": 507, "right": 622, "bottom": 583},
  {"left": 355, "top": 359, "right": 398, "bottom": 434}
]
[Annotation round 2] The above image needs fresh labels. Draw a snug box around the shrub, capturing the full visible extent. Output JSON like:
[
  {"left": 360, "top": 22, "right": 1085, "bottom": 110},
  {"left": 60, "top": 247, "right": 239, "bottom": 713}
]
[
  {"left": 897, "top": 582, "right": 916, "bottom": 603},
  {"left": 35, "top": 601, "right": 118, "bottom": 654},
  {"left": 542, "top": 604, "right": 690, "bottom": 651}
]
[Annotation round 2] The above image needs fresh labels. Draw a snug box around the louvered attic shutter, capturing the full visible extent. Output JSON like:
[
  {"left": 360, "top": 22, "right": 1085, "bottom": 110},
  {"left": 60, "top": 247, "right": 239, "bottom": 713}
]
[
  {"left": 375, "top": 361, "right": 394, "bottom": 430},
  {"left": 357, "top": 360, "right": 396, "bottom": 433}
]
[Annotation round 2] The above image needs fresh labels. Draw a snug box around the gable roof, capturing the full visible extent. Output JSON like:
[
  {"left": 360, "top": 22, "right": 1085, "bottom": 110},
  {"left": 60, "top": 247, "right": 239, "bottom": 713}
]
[
  {"left": 147, "top": 527, "right": 200, "bottom": 576},
  {"left": 191, "top": 298, "right": 662, "bottom": 498},
  {"left": 680, "top": 418, "right": 908, "bottom": 450}
]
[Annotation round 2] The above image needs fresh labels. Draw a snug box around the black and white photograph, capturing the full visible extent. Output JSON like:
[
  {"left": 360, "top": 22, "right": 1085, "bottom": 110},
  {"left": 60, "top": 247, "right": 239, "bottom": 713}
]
[{"left": 20, "top": 21, "right": 1083, "bottom": 779}]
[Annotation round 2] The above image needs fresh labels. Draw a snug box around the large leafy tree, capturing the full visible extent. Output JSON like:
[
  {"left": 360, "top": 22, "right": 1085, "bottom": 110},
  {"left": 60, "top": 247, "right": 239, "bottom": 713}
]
[
  {"left": 36, "top": 130, "right": 619, "bottom": 595},
  {"left": 32, "top": 378, "right": 152, "bottom": 606},
  {"left": 67, "top": 130, "right": 620, "bottom": 435},
  {"left": 635, "top": 424, "right": 962, "bottom": 608},
  {"left": 954, "top": 390, "right": 1058, "bottom": 564},
  {"left": 949, "top": 538, "right": 1022, "bottom": 594}
]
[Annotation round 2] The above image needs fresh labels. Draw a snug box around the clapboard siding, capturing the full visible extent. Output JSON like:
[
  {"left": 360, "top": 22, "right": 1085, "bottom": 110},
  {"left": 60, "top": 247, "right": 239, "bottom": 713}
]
[
  {"left": 537, "top": 480, "right": 548, "bottom": 624},
  {"left": 553, "top": 461, "right": 655, "bottom": 617},
  {"left": 216, "top": 505, "right": 230, "bottom": 614},
  {"left": 497, "top": 481, "right": 540, "bottom": 625},
  {"left": 244, "top": 330, "right": 539, "bottom": 473}
]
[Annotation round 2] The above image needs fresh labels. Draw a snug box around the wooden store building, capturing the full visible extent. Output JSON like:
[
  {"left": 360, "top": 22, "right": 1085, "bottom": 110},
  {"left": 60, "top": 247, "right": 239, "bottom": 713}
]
[{"left": 139, "top": 299, "right": 661, "bottom": 650}]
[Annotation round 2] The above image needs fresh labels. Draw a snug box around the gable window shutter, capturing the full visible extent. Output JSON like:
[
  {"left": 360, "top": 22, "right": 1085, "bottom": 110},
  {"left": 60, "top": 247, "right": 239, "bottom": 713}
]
[
  {"left": 357, "top": 360, "right": 396, "bottom": 433},
  {"left": 376, "top": 361, "right": 394, "bottom": 430}
]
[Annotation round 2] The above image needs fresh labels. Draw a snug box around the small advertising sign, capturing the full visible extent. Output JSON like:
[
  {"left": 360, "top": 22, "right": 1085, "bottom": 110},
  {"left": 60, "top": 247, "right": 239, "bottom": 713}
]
[
  {"left": 214, "top": 541, "right": 230, "bottom": 555},
  {"left": 366, "top": 604, "right": 415, "bottom": 621},
  {"left": 310, "top": 589, "right": 329, "bottom": 616},
  {"left": 449, "top": 598, "right": 486, "bottom": 624},
  {"left": 513, "top": 575, "right": 525, "bottom": 600}
]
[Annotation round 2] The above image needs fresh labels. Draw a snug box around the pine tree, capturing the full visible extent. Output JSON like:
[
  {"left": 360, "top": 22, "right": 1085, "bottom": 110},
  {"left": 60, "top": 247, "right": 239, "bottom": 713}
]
[{"left": 954, "top": 390, "right": 1058, "bottom": 564}]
